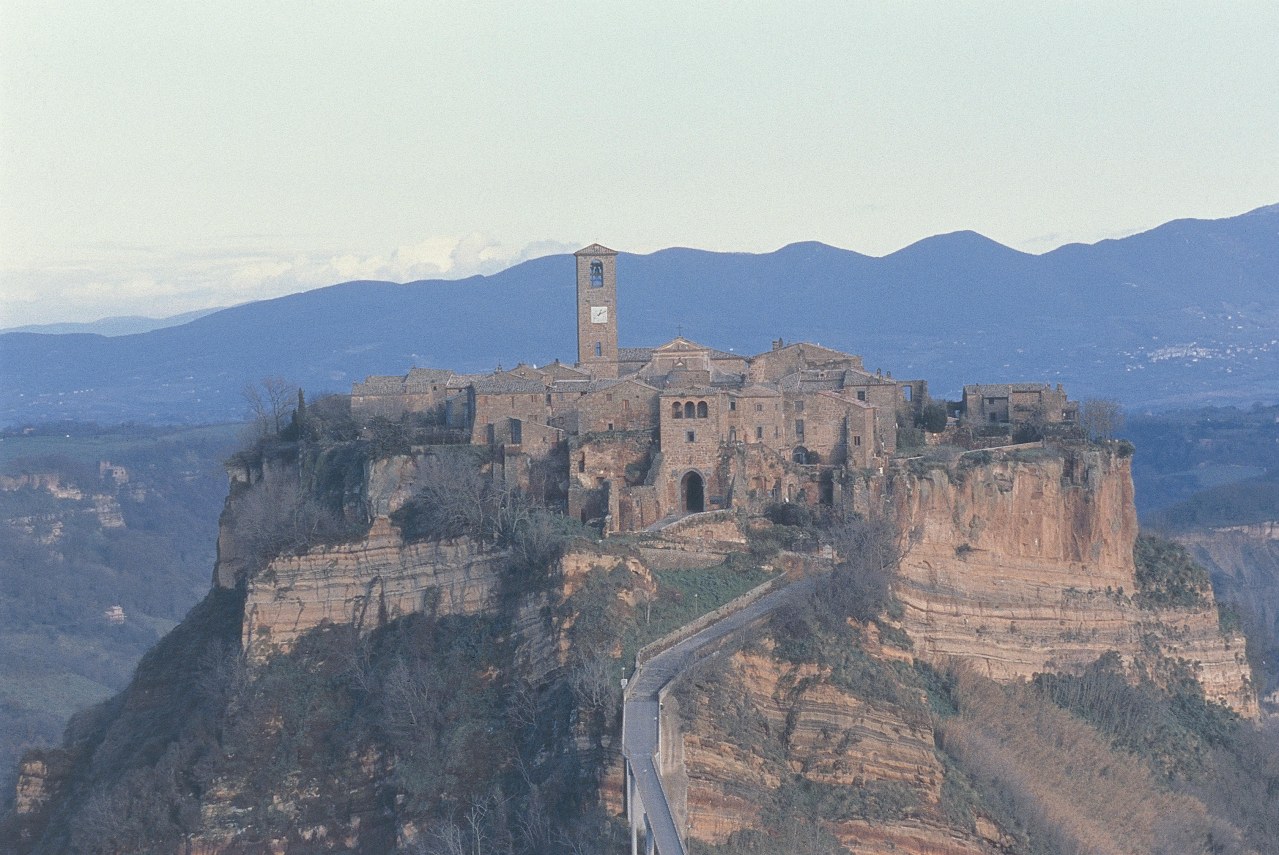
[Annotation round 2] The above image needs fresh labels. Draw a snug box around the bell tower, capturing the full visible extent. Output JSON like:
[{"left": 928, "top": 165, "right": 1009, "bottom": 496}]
[{"left": 575, "top": 244, "right": 618, "bottom": 378}]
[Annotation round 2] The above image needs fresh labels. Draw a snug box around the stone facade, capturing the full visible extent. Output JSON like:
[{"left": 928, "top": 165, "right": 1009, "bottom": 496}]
[
  {"left": 962, "top": 382, "right": 1078, "bottom": 426},
  {"left": 351, "top": 244, "right": 1079, "bottom": 534},
  {"left": 576, "top": 244, "right": 619, "bottom": 378}
]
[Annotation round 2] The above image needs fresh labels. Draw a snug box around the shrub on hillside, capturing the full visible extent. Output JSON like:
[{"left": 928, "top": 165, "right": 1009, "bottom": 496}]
[{"left": 1133, "top": 535, "right": 1212, "bottom": 610}]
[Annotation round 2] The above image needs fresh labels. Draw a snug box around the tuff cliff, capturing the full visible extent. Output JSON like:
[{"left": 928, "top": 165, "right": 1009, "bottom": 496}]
[
  {"left": 1174, "top": 521, "right": 1279, "bottom": 708},
  {"left": 881, "top": 446, "right": 1256, "bottom": 716},
  {"left": 666, "top": 445, "right": 1264, "bottom": 854},
  {"left": 7, "top": 440, "right": 1271, "bottom": 854}
]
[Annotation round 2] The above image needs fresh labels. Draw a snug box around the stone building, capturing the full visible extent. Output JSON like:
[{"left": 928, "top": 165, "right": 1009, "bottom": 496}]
[
  {"left": 352, "top": 243, "right": 942, "bottom": 533},
  {"left": 961, "top": 383, "right": 1077, "bottom": 427}
]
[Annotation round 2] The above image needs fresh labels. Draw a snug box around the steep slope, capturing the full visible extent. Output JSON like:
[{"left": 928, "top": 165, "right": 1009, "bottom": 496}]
[
  {"left": 1176, "top": 522, "right": 1279, "bottom": 704},
  {"left": 878, "top": 446, "right": 1256, "bottom": 716},
  {"left": 6, "top": 436, "right": 1272, "bottom": 854}
]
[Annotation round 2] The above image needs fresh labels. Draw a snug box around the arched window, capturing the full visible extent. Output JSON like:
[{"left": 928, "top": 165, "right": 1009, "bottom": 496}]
[
  {"left": 672, "top": 401, "right": 683, "bottom": 419},
  {"left": 728, "top": 427, "right": 737, "bottom": 442},
  {"left": 684, "top": 401, "right": 695, "bottom": 419},
  {"left": 594, "top": 342, "right": 602, "bottom": 358},
  {"left": 590, "top": 260, "right": 603, "bottom": 288},
  {"left": 696, "top": 401, "right": 708, "bottom": 418}
]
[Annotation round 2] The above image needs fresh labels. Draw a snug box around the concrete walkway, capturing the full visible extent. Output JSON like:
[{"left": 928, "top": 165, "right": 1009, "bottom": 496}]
[{"left": 621, "top": 574, "right": 819, "bottom": 854}]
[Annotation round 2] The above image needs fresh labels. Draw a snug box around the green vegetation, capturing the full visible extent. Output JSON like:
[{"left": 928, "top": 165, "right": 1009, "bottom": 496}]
[
  {"left": 0, "top": 422, "right": 238, "bottom": 801},
  {"left": 1124, "top": 402, "right": 1279, "bottom": 517},
  {"left": 1133, "top": 534, "right": 1212, "bottom": 609},
  {"left": 1150, "top": 476, "right": 1279, "bottom": 531}
]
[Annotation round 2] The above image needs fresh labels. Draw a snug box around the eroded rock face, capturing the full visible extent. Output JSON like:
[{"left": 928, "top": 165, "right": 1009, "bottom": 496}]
[
  {"left": 886, "top": 449, "right": 1257, "bottom": 716},
  {"left": 1176, "top": 522, "right": 1279, "bottom": 706},
  {"left": 242, "top": 519, "right": 504, "bottom": 662},
  {"left": 679, "top": 646, "right": 990, "bottom": 855}
]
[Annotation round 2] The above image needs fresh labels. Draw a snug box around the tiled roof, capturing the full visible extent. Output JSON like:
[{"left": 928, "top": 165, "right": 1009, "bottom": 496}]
[
  {"left": 963, "top": 383, "right": 1052, "bottom": 397},
  {"left": 733, "top": 384, "right": 782, "bottom": 398},
  {"left": 446, "top": 373, "right": 486, "bottom": 389},
  {"left": 473, "top": 377, "right": 549, "bottom": 394},
  {"left": 353, "top": 376, "right": 405, "bottom": 393},
  {"left": 405, "top": 368, "right": 453, "bottom": 382}
]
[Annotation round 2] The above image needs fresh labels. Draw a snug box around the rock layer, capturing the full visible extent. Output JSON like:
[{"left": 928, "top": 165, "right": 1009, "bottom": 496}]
[{"left": 884, "top": 448, "right": 1256, "bottom": 716}]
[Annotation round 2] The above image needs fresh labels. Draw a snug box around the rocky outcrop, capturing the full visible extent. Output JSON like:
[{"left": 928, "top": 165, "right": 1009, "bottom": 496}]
[
  {"left": 1176, "top": 521, "right": 1279, "bottom": 705},
  {"left": 242, "top": 519, "right": 504, "bottom": 662},
  {"left": 679, "top": 645, "right": 992, "bottom": 855},
  {"left": 882, "top": 447, "right": 1257, "bottom": 716}
]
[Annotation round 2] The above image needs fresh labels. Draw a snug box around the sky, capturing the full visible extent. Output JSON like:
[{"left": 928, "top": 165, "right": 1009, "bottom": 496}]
[{"left": 2, "top": 1, "right": 1277, "bottom": 328}]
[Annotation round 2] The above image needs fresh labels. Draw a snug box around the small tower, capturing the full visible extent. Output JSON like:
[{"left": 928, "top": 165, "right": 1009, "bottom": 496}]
[{"left": 575, "top": 244, "right": 619, "bottom": 378}]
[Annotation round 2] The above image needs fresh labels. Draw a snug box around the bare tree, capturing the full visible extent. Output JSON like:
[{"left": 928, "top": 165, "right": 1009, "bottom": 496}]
[
  {"left": 820, "top": 515, "right": 901, "bottom": 624},
  {"left": 570, "top": 654, "right": 619, "bottom": 717},
  {"left": 244, "top": 375, "right": 298, "bottom": 438},
  {"left": 402, "top": 455, "right": 495, "bottom": 541},
  {"left": 231, "top": 469, "right": 351, "bottom": 570},
  {"left": 1080, "top": 398, "right": 1124, "bottom": 442}
]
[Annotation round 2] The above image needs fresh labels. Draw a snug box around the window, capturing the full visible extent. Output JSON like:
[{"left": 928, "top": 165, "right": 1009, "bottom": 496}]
[
  {"left": 684, "top": 401, "right": 695, "bottom": 419},
  {"left": 756, "top": 426, "right": 764, "bottom": 440},
  {"left": 902, "top": 385, "right": 912, "bottom": 401},
  {"left": 853, "top": 435, "right": 861, "bottom": 447},
  {"left": 606, "top": 393, "right": 613, "bottom": 402},
  {"left": 578, "top": 454, "right": 586, "bottom": 472},
  {"left": 511, "top": 418, "right": 522, "bottom": 444},
  {"left": 729, "top": 427, "right": 736, "bottom": 442},
  {"left": 857, "top": 390, "right": 866, "bottom": 401},
  {"left": 686, "top": 430, "right": 696, "bottom": 443},
  {"left": 755, "top": 403, "right": 764, "bottom": 412},
  {"left": 729, "top": 399, "right": 737, "bottom": 411},
  {"left": 545, "top": 393, "right": 552, "bottom": 405},
  {"left": 594, "top": 342, "right": 602, "bottom": 357},
  {"left": 795, "top": 419, "right": 805, "bottom": 438},
  {"left": 590, "top": 259, "right": 603, "bottom": 288},
  {"left": 794, "top": 400, "right": 804, "bottom": 412},
  {"left": 696, "top": 401, "right": 708, "bottom": 418},
  {"left": 607, "top": 422, "right": 614, "bottom": 431},
  {"left": 672, "top": 402, "right": 683, "bottom": 419}
]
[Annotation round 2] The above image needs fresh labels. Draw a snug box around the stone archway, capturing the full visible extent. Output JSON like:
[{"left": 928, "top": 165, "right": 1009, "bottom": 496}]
[{"left": 681, "top": 471, "right": 705, "bottom": 513}]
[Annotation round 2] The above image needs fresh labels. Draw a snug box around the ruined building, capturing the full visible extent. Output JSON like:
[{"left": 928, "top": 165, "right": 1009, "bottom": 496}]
[{"left": 352, "top": 244, "right": 1073, "bottom": 532}]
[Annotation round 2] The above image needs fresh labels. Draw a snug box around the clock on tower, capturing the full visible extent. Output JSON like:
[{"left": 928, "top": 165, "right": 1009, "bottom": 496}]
[{"left": 575, "top": 245, "right": 618, "bottom": 378}]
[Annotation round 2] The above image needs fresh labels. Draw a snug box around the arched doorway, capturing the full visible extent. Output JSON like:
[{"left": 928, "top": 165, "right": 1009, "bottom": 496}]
[{"left": 681, "top": 471, "right": 705, "bottom": 513}]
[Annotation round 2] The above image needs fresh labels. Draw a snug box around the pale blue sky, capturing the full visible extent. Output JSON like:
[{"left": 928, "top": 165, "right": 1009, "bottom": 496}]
[{"left": 2, "top": 1, "right": 1277, "bottom": 326}]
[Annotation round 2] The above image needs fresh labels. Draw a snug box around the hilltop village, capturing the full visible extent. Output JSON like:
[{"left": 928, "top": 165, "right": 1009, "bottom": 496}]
[{"left": 352, "top": 244, "right": 1078, "bottom": 532}]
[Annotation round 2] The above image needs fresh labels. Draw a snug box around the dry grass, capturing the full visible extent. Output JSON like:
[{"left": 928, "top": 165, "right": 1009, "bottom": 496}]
[{"left": 940, "top": 670, "right": 1246, "bottom": 855}]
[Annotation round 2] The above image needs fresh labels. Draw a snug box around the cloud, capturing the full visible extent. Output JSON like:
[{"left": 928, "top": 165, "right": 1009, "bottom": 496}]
[{"left": 0, "top": 235, "right": 578, "bottom": 327}]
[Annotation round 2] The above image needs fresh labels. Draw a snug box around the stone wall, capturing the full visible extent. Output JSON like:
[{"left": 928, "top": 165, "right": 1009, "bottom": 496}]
[{"left": 575, "top": 380, "right": 659, "bottom": 434}]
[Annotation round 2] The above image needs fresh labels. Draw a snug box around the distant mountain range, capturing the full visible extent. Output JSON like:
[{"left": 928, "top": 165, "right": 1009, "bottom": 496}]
[
  {"left": 3, "top": 205, "right": 1278, "bottom": 426},
  {"left": 1, "top": 308, "right": 225, "bottom": 338}
]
